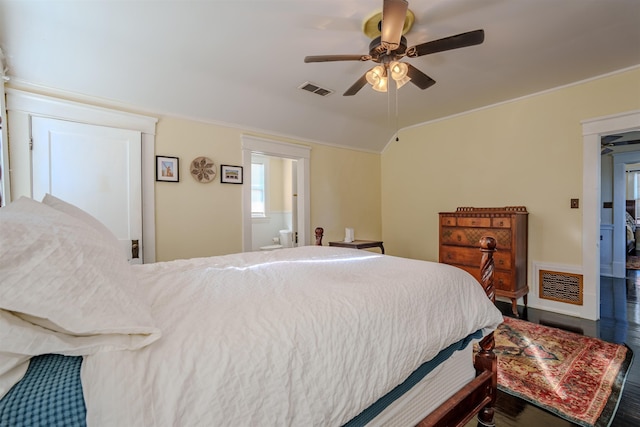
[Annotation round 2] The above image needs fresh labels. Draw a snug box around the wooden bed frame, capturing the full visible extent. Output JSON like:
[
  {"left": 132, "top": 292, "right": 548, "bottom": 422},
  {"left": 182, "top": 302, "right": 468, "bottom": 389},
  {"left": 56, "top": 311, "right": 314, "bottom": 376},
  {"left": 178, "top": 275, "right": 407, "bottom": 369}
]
[{"left": 315, "top": 228, "right": 497, "bottom": 427}]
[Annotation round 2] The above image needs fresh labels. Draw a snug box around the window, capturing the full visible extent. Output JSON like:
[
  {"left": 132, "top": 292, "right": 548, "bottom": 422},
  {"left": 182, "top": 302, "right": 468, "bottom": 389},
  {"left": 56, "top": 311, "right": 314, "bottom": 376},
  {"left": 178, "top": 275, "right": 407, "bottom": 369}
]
[{"left": 251, "top": 160, "right": 266, "bottom": 217}]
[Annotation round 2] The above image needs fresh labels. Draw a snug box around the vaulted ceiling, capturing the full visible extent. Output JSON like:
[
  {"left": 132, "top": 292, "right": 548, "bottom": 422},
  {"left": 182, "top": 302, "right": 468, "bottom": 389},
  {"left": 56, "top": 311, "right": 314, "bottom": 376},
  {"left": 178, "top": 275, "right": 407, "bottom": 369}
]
[{"left": 1, "top": 0, "right": 639, "bottom": 152}]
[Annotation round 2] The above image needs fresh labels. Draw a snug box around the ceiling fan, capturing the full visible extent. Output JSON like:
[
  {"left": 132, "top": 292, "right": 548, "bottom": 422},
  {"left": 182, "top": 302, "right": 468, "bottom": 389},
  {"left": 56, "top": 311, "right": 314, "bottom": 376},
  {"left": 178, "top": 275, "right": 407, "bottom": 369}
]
[
  {"left": 304, "top": 0, "right": 485, "bottom": 96},
  {"left": 601, "top": 133, "right": 640, "bottom": 155}
]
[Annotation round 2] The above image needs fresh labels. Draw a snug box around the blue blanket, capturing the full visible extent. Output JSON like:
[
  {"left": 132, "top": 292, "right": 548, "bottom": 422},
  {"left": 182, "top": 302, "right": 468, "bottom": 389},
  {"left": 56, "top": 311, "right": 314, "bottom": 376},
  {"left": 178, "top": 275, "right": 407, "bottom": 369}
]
[{"left": 0, "top": 354, "right": 85, "bottom": 427}]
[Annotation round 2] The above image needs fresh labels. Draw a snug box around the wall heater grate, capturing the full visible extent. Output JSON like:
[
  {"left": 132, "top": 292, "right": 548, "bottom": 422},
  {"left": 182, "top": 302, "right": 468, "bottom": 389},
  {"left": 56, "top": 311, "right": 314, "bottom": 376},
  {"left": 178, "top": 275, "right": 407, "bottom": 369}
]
[{"left": 539, "top": 269, "right": 583, "bottom": 305}]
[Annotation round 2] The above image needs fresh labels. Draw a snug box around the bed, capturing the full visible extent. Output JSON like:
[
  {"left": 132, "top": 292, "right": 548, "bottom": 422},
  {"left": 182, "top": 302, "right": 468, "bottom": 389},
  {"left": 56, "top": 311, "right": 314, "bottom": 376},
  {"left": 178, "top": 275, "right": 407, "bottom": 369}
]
[{"left": 0, "top": 196, "right": 503, "bottom": 426}]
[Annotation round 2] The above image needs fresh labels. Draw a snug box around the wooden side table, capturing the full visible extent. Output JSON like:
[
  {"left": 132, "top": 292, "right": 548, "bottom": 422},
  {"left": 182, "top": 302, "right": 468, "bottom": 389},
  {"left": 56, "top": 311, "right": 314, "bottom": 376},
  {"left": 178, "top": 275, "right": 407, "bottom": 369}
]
[{"left": 328, "top": 240, "right": 385, "bottom": 254}]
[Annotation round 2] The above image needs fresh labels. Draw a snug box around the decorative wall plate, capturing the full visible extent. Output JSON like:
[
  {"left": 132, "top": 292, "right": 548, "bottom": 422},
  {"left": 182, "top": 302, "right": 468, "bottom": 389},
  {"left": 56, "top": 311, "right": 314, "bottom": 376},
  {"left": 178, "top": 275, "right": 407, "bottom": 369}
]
[{"left": 190, "top": 157, "right": 216, "bottom": 183}]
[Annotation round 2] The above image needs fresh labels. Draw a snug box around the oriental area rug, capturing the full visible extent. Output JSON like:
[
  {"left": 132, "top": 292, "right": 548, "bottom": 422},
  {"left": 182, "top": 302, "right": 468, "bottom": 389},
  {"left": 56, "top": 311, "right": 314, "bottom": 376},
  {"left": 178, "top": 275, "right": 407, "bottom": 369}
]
[{"left": 492, "top": 316, "right": 633, "bottom": 427}]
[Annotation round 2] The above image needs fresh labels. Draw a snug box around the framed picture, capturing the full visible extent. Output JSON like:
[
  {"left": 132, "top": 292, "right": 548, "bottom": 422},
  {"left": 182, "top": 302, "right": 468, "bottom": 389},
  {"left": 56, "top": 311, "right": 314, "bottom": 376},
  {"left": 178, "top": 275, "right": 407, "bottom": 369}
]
[
  {"left": 156, "top": 156, "right": 179, "bottom": 182},
  {"left": 220, "top": 165, "right": 243, "bottom": 184}
]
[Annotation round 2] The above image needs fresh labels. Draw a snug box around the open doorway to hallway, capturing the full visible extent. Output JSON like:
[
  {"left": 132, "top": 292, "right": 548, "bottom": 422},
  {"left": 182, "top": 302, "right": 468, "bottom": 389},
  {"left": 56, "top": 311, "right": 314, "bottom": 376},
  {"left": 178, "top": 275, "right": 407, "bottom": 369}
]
[{"left": 600, "top": 133, "right": 640, "bottom": 278}]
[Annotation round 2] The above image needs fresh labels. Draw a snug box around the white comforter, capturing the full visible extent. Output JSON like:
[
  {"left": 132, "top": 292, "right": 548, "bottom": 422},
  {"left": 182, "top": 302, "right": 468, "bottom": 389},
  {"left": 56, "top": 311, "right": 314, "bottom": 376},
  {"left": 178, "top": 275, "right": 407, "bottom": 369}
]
[{"left": 81, "top": 246, "right": 503, "bottom": 427}]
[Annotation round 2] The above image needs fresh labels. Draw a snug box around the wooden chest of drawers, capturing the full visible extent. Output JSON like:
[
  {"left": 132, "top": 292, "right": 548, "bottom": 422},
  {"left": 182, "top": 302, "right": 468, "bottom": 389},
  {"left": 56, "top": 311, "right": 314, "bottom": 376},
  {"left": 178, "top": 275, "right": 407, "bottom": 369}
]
[{"left": 439, "top": 206, "right": 529, "bottom": 316}]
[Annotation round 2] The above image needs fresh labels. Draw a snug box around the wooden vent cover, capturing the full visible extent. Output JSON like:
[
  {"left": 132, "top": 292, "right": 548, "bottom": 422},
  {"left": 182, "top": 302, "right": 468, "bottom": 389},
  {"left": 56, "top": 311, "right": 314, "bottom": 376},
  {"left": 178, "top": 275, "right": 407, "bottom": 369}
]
[{"left": 539, "top": 270, "right": 583, "bottom": 305}]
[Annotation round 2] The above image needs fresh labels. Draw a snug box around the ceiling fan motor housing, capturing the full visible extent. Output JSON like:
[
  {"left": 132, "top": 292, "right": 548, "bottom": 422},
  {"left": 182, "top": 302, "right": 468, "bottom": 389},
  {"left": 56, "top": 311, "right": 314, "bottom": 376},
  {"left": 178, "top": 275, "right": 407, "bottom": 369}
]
[{"left": 369, "top": 35, "right": 408, "bottom": 63}]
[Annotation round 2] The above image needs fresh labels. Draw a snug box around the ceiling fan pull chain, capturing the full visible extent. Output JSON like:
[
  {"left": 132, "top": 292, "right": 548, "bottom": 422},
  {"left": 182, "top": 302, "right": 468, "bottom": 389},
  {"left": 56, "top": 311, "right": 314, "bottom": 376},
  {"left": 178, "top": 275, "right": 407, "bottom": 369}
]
[
  {"left": 387, "top": 69, "right": 392, "bottom": 128},
  {"left": 395, "top": 79, "right": 400, "bottom": 142}
]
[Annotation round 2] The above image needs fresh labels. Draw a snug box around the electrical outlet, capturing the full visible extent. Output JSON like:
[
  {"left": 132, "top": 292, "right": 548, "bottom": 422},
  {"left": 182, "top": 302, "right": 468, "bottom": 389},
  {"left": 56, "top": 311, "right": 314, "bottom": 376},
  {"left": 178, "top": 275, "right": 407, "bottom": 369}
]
[{"left": 571, "top": 199, "right": 579, "bottom": 209}]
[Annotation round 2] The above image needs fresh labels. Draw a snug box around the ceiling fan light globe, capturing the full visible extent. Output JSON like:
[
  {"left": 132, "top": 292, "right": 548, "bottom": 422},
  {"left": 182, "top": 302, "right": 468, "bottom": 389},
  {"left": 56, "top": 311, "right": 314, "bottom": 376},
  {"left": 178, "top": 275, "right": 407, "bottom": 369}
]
[
  {"left": 372, "top": 76, "right": 388, "bottom": 92},
  {"left": 395, "top": 76, "right": 411, "bottom": 89},
  {"left": 366, "top": 65, "right": 386, "bottom": 86},
  {"left": 390, "top": 61, "right": 409, "bottom": 80},
  {"left": 365, "top": 70, "right": 378, "bottom": 86}
]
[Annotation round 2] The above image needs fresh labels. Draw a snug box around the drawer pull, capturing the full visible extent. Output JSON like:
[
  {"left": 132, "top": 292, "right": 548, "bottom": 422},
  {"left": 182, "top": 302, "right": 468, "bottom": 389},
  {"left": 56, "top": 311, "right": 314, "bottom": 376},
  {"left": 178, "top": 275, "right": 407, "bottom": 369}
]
[
  {"left": 456, "top": 235, "right": 461, "bottom": 242},
  {"left": 498, "top": 260, "right": 504, "bottom": 265}
]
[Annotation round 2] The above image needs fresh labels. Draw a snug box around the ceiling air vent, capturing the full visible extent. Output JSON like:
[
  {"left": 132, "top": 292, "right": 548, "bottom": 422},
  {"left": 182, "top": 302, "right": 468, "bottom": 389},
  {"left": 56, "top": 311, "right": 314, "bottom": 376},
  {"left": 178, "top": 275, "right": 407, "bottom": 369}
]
[{"left": 299, "top": 82, "right": 333, "bottom": 97}]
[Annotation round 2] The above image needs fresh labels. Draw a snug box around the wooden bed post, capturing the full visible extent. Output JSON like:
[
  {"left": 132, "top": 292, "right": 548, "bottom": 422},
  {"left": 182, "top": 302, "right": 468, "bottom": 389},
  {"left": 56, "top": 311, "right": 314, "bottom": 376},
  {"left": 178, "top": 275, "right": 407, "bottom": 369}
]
[
  {"left": 475, "top": 236, "right": 497, "bottom": 426},
  {"left": 315, "top": 227, "right": 324, "bottom": 246}
]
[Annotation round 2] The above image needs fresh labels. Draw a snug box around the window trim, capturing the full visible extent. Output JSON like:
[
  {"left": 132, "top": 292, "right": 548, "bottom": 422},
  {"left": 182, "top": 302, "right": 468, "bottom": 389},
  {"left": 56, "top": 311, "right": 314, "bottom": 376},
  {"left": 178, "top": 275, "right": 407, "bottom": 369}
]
[{"left": 251, "top": 156, "right": 268, "bottom": 218}]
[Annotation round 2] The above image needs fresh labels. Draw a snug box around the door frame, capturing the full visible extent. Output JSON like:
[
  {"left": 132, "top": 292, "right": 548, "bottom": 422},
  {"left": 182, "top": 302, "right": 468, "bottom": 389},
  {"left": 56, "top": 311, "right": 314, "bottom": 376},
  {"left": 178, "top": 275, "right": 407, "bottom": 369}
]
[
  {"left": 582, "top": 109, "right": 640, "bottom": 320},
  {"left": 241, "top": 135, "right": 311, "bottom": 252},
  {"left": 612, "top": 151, "right": 640, "bottom": 277},
  {"left": 6, "top": 88, "right": 158, "bottom": 262}
]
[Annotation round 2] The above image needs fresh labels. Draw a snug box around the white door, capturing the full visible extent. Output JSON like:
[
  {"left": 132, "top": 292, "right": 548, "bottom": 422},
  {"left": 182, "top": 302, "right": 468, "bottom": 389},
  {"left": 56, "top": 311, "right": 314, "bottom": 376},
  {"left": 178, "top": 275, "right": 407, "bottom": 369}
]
[{"left": 31, "top": 117, "right": 143, "bottom": 263}]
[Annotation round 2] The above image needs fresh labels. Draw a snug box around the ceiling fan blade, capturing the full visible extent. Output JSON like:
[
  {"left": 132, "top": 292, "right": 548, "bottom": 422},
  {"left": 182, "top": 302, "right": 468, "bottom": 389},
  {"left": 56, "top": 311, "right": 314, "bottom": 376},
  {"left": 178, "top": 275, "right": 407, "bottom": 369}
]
[
  {"left": 602, "top": 135, "right": 624, "bottom": 144},
  {"left": 381, "top": 0, "right": 409, "bottom": 51},
  {"left": 304, "top": 54, "right": 370, "bottom": 63},
  {"left": 614, "top": 139, "right": 640, "bottom": 146},
  {"left": 343, "top": 73, "right": 369, "bottom": 96},
  {"left": 406, "top": 64, "right": 436, "bottom": 90},
  {"left": 408, "top": 29, "right": 485, "bottom": 57}
]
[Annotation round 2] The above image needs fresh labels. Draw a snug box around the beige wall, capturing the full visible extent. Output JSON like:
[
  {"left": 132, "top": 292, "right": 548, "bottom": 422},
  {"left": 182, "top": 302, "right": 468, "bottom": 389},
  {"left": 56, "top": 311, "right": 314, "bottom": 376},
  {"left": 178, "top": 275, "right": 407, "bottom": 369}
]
[
  {"left": 381, "top": 68, "right": 640, "bottom": 312},
  {"left": 154, "top": 118, "right": 382, "bottom": 261},
  {"left": 5, "top": 88, "right": 382, "bottom": 262},
  {"left": 382, "top": 68, "right": 640, "bottom": 261},
  {"left": 309, "top": 143, "right": 382, "bottom": 244},
  {"left": 266, "top": 156, "right": 290, "bottom": 213},
  {"left": 10, "top": 68, "right": 635, "bottom": 270},
  {"left": 154, "top": 118, "right": 244, "bottom": 260}
]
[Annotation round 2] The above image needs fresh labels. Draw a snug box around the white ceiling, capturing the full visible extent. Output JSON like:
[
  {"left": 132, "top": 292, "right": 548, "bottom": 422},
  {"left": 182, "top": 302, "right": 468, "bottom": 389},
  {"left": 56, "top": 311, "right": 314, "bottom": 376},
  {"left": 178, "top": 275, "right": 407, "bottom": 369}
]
[{"left": 1, "top": 0, "right": 639, "bottom": 153}]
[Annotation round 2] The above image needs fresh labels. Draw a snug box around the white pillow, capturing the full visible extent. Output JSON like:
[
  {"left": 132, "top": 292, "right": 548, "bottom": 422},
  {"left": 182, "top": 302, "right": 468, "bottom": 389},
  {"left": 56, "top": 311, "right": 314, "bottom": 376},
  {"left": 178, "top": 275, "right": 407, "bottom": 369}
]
[
  {"left": 42, "top": 193, "right": 124, "bottom": 258},
  {"left": 0, "top": 197, "right": 160, "bottom": 395},
  {"left": 0, "top": 196, "right": 159, "bottom": 336}
]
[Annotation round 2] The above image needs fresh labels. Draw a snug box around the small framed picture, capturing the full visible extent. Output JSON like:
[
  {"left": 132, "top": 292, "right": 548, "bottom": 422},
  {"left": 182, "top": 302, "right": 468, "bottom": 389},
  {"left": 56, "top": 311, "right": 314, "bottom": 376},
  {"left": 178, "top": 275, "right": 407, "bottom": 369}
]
[
  {"left": 220, "top": 165, "right": 243, "bottom": 184},
  {"left": 156, "top": 156, "right": 179, "bottom": 182}
]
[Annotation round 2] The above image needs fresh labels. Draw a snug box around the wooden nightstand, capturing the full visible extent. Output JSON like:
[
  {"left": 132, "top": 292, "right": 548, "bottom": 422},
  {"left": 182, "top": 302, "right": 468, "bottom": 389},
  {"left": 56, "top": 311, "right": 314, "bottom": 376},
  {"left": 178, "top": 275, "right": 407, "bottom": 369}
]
[{"left": 328, "top": 240, "right": 385, "bottom": 254}]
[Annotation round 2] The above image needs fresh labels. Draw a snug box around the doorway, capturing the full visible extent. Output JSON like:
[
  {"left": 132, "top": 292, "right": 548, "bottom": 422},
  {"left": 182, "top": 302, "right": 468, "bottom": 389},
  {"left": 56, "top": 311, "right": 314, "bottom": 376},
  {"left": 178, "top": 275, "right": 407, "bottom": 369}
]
[
  {"left": 241, "top": 135, "right": 310, "bottom": 252},
  {"left": 611, "top": 150, "right": 640, "bottom": 277},
  {"left": 5, "top": 89, "right": 158, "bottom": 262},
  {"left": 583, "top": 109, "right": 640, "bottom": 320},
  {"left": 250, "top": 153, "right": 297, "bottom": 251},
  {"left": 600, "top": 139, "right": 640, "bottom": 277},
  {"left": 31, "top": 117, "right": 143, "bottom": 263}
]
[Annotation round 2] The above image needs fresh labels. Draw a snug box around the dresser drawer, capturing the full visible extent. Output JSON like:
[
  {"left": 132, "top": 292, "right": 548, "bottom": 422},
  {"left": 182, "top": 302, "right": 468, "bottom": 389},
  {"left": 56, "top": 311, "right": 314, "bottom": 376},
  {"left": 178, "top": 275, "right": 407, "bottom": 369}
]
[
  {"left": 441, "top": 216, "right": 457, "bottom": 226},
  {"left": 493, "top": 271, "right": 514, "bottom": 292},
  {"left": 440, "top": 227, "right": 512, "bottom": 249},
  {"left": 492, "top": 217, "right": 511, "bottom": 228},
  {"left": 457, "top": 217, "right": 491, "bottom": 227},
  {"left": 440, "top": 245, "right": 512, "bottom": 270}
]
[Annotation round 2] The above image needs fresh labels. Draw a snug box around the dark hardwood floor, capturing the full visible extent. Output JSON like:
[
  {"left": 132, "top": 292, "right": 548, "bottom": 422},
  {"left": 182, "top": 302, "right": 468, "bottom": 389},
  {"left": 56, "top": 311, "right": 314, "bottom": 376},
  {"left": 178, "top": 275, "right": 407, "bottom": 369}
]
[{"left": 467, "top": 269, "right": 639, "bottom": 427}]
